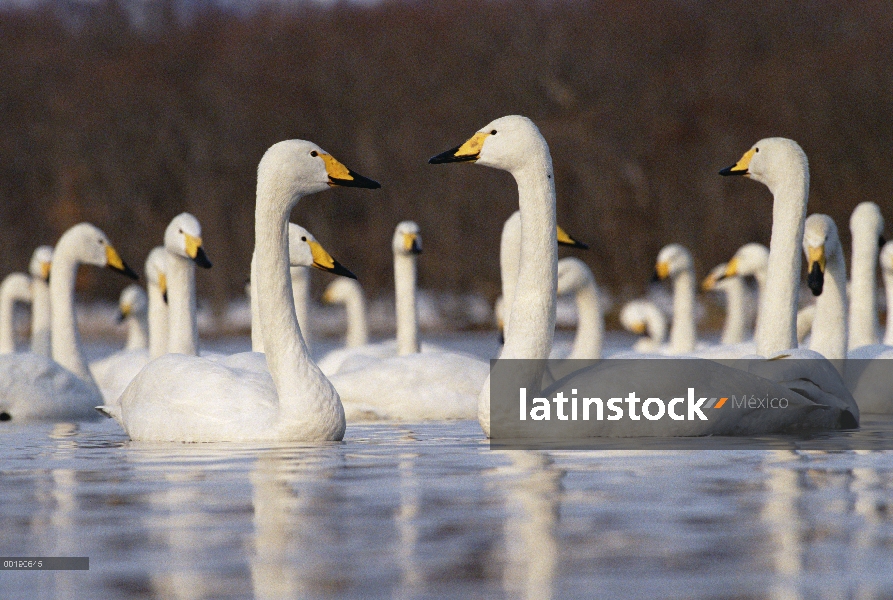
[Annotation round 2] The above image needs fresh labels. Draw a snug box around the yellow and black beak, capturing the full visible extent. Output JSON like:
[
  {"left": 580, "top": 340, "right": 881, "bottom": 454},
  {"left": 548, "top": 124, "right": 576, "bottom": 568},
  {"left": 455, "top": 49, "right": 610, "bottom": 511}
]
[
  {"left": 701, "top": 273, "right": 717, "bottom": 292},
  {"left": 557, "top": 225, "right": 589, "bottom": 250},
  {"left": 403, "top": 233, "right": 422, "bottom": 255},
  {"left": 158, "top": 273, "right": 168, "bottom": 304},
  {"left": 630, "top": 321, "right": 647, "bottom": 335},
  {"left": 429, "top": 132, "right": 490, "bottom": 164},
  {"left": 40, "top": 261, "right": 51, "bottom": 283},
  {"left": 117, "top": 304, "right": 131, "bottom": 324},
  {"left": 652, "top": 261, "right": 670, "bottom": 282},
  {"left": 106, "top": 246, "right": 139, "bottom": 280},
  {"left": 719, "top": 148, "right": 756, "bottom": 176},
  {"left": 806, "top": 246, "right": 826, "bottom": 296},
  {"left": 308, "top": 240, "right": 357, "bottom": 280},
  {"left": 723, "top": 257, "right": 740, "bottom": 280},
  {"left": 320, "top": 153, "right": 381, "bottom": 189},
  {"left": 184, "top": 233, "right": 212, "bottom": 269}
]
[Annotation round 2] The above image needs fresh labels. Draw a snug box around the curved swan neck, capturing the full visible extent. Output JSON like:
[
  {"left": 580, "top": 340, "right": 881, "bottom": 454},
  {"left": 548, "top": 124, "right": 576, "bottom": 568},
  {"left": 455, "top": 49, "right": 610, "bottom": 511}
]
[
  {"left": 669, "top": 268, "right": 696, "bottom": 353},
  {"left": 49, "top": 243, "right": 94, "bottom": 384},
  {"left": 757, "top": 166, "right": 808, "bottom": 356},
  {"left": 30, "top": 278, "right": 51, "bottom": 357},
  {"left": 810, "top": 250, "right": 848, "bottom": 360},
  {"left": 125, "top": 311, "right": 149, "bottom": 351},
  {"left": 395, "top": 251, "right": 418, "bottom": 355},
  {"left": 147, "top": 280, "right": 168, "bottom": 359},
  {"left": 166, "top": 252, "right": 198, "bottom": 355},
  {"left": 720, "top": 277, "right": 747, "bottom": 345},
  {"left": 567, "top": 279, "right": 603, "bottom": 359},
  {"left": 291, "top": 266, "right": 311, "bottom": 350},
  {"left": 500, "top": 211, "right": 521, "bottom": 334},
  {"left": 0, "top": 275, "right": 30, "bottom": 354},
  {"left": 848, "top": 228, "right": 879, "bottom": 349},
  {"left": 250, "top": 252, "right": 264, "bottom": 353},
  {"left": 343, "top": 284, "right": 369, "bottom": 348}
]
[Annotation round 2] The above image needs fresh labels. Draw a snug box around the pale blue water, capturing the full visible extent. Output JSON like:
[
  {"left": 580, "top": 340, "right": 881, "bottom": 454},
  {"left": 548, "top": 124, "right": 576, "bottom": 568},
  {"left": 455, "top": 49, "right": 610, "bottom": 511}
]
[{"left": 2, "top": 333, "right": 893, "bottom": 598}]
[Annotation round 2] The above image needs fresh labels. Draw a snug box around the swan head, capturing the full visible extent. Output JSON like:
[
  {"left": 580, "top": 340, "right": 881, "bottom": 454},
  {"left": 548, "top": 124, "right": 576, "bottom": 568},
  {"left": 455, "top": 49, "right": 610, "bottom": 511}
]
[
  {"left": 258, "top": 140, "right": 380, "bottom": 205},
  {"left": 724, "top": 242, "right": 769, "bottom": 279},
  {"left": 165, "top": 213, "right": 212, "bottom": 269},
  {"left": 55, "top": 223, "right": 138, "bottom": 280},
  {"left": 28, "top": 245, "right": 54, "bottom": 282},
  {"left": 429, "top": 115, "right": 549, "bottom": 173},
  {"left": 144, "top": 246, "right": 168, "bottom": 303},
  {"left": 288, "top": 223, "right": 357, "bottom": 279},
  {"left": 719, "top": 137, "right": 808, "bottom": 192},
  {"left": 620, "top": 300, "right": 651, "bottom": 335},
  {"left": 393, "top": 221, "right": 422, "bottom": 255},
  {"left": 850, "top": 201, "right": 885, "bottom": 248},
  {"left": 701, "top": 263, "right": 731, "bottom": 292},
  {"left": 557, "top": 257, "right": 594, "bottom": 295},
  {"left": 653, "top": 244, "right": 693, "bottom": 281},
  {"left": 118, "top": 284, "right": 148, "bottom": 323},
  {"left": 322, "top": 278, "right": 363, "bottom": 305},
  {"left": 802, "top": 213, "right": 841, "bottom": 297}
]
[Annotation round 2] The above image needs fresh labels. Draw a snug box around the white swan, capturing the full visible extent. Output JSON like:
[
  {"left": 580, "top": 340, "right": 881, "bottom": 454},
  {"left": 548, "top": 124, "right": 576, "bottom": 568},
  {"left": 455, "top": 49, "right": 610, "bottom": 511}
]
[
  {"left": 164, "top": 213, "right": 212, "bottom": 355},
  {"left": 619, "top": 299, "right": 667, "bottom": 352},
  {"left": 431, "top": 117, "right": 857, "bottom": 437},
  {"left": 848, "top": 201, "right": 884, "bottom": 350},
  {"left": 316, "top": 221, "right": 442, "bottom": 375},
  {"left": 701, "top": 262, "right": 747, "bottom": 345},
  {"left": 802, "top": 214, "right": 848, "bottom": 360},
  {"left": 882, "top": 242, "right": 893, "bottom": 345},
  {"left": 89, "top": 284, "right": 150, "bottom": 404},
  {"left": 0, "top": 273, "right": 32, "bottom": 354},
  {"left": 652, "top": 243, "right": 697, "bottom": 354},
  {"left": 28, "top": 245, "right": 53, "bottom": 357},
  {"left": 722, "top": 242, "right": 768, "bottom": 336},
  {"left": 144, "top": 247, "right": 169, "bottom": 360},
  {"left": 250, "top": 223, "right": 357, "bottom": 353},
  {"left": 109, "top": 140, "right": 380, "bottom": 441},
  {"left": 556, "top": 257, "right": 603, "bottom": 359},
  {"left": 322, "top": 278, "right": 368, "bottom": 349},
  {"left": 325, "top": 221, "right": 489, "bottom": 421},
  {"left": 0, "top": 223, "right": 137, "bottom": 422}
]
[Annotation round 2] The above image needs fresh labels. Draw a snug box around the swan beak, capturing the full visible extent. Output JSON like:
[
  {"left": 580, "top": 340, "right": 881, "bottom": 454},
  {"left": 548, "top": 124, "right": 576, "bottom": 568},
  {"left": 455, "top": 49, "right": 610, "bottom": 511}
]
[
  {"left": 723, "top": 257, "right": 740, "bottom": 279},
  {"left": 321, "top": 154, "right": 381, "bottom": 189},
  {"left": 403, "top": 233, "right": 422, "bottom": 254},
  {"left": 630, "top": 321, "right": 647, "bottom": 335},
  {"left": 308, "top": 240, "right": 357, "bottom": 280},
  {"left": 719, "top": 148, "right": 756, "bottom": 176},
  {"left": 106, "top": 246, "right": 139, "bottom": 280},
  {"left": 557, "top": 226, "right": 589, "bottom": 249},
  {"left": 653, "top": 261, "right": 670, "bottom": 281},
  {"left": 428, "top": 132, "right": 490, "bottom": 164},
  {"left": 880, "top": 235, "right": 887, "bottom": 249},
  {"left": 806, "top": 246, "right": 826, "bottom": 296},
  {"left": 158, "top": 273, "right": 168, "bottom": 304},
  {"left": 701, "top": 273, "right": 717, "bottom": 292},
  {"left": 184, "top": 234, "right": 213, "bottom": 269},
  {"left": 40, "top": 261, "right": 52, "bottom": 282},
  {"left": 117, "top": 304, "right": 131, "bottom": 323},
  {"left": 322, "top": 288, "right": 335, "bottom": 304}
]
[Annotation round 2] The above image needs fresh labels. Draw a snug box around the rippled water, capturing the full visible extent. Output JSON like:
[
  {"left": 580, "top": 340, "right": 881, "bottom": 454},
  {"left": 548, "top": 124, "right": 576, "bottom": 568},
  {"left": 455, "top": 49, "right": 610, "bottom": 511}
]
[{"left": 3, "top": 334, "right": 893, "bottom": 598}]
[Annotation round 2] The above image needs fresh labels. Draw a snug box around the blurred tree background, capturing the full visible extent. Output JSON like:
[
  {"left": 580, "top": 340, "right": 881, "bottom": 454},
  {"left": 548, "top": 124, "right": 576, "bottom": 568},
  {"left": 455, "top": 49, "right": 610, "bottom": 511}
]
[{"left": 1, "top": 0, "right": 892, "bottom": 317}]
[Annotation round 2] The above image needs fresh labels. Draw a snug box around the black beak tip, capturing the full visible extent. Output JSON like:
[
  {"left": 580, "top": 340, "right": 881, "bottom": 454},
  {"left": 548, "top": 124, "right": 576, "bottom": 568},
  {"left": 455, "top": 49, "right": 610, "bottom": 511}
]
[
  {"left": 498, "top": 330, "right": 505, "bottom": 346},
  {"left": 162, "top": 291, "right": 168, "bottom": 305},
  {"left": 808, "top": 263, "right": 824, "bottom": 296},
  {"left": 117, "top": 263, "right": 139, "bottom": 280},
  {"left": 116, "top": 311, "right": 127, "bottom": 324},
  {"left": 650, "top": 270, "right": 662, "bottom": 283},
  {"left": 332, "top": 260, "right": 358, "bottom": 280},
  {"left": 193, "top": 247, "right": 213, "bottom": 269},
  {"left": 561, "top": 240, "right": 589, "bottom": 250},
  {"left": 428, "top": 145, "right": 475, "bottom": 165},
  {"left": 880, "top": 235, "right": 887, "bottom": 249},
  {"left": 331, "top": 170, "right": 381, "bottom": 189},
  {"left": 718, "top": 165, "right": 742, "bottom": 177}
]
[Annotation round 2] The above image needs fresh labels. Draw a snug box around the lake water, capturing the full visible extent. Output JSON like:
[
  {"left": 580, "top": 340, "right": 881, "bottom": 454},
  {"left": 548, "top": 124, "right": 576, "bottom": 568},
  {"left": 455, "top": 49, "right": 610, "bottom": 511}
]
[{"left": 3, "top": 333, "right": 893, "bottom": 598}]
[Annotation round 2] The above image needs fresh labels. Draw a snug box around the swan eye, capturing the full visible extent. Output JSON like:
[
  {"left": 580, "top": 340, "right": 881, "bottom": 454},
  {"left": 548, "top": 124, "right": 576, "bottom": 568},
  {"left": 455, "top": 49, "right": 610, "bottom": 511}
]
[
  {"left": 754, "top": 148, "right": 759, "bottom": 153},
  {"left": 310, "top": 151, "right": 318, "bottom": 157},
  {"left": 490, "top": 130, "right": 497, "bottom": 135},
  {"left": 301, "top": 236, "right": 307, "bottom": 242},
  {"left": 97, "top": 239, "right": 103, "bottom": 245}
]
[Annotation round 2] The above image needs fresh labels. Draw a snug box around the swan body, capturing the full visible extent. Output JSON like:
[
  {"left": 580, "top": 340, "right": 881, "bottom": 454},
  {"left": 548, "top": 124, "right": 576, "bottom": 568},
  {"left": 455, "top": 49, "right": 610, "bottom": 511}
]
[
  {"left": 325, "top": 221, "right": 489, "bottom": 421},
  {"left": 111, "top": 140, "right": 380, "bottom": 441},
  {"left": 848, "top": 202, "right": 883, "bottom": 350},
  {"left": 431, "top": 118, "right": 857, "bottom": 437},
  {"left": 702, "top": 263, "right": 747, "bottom": 345},
  {"left": 322, "top": 278, "right": 368, "bottom": 349},
  {"left": 0, "top": 223, "right": 137, "bottom": 422},
  {"left": 28, "top": 246, "right": 53, "bottom": 356},
  {"left": 90, "top": 284, "right": 150, "bottom": 404},
  {"left": 619, "top": 299, "right": 667, "bottom": 353},
  {"left": 0, "top": 273, "right": 32, "bottom": 354}
]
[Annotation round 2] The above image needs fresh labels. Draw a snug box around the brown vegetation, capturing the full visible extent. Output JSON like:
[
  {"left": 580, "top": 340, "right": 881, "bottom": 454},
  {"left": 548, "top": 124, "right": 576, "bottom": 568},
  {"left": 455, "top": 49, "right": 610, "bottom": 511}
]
[{"left": 1, "top": 0, "right": 892, "bottom": 313}]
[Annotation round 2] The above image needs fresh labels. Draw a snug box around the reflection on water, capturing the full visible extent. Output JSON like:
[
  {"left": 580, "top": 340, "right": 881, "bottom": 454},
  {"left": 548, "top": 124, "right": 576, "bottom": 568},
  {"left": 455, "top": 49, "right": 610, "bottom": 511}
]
[{"left": 2, "top": 421, "right": 893, "bottom": 598}]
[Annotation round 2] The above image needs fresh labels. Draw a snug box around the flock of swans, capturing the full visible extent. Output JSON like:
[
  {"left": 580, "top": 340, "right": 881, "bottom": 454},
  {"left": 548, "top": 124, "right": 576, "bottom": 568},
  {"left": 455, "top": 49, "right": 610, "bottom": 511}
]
[{"left": 0, "top": 115, "right": 889, "bottom": 441}]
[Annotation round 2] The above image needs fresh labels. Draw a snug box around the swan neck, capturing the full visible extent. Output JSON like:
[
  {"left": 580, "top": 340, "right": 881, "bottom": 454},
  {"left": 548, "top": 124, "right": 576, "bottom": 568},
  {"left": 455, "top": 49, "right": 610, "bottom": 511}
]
[
  {"left": 757, "top": 171, "right": 807, "bottom": 355},
  {"left": 166, "top": 252, "right": 198, "bottom": 355},
  {"left": 720, "top": 278, "right": 747, "bottom": 345},
  {"left": 125, "top": 312, "right": 149, "bottom": 351},
  {"left": 669, "top": 268, "right": 696, "bottom": 353},
  {"left": 147, "top": 282, "right": 169, "bottom": 359},
  {"left": 810, "top": 251, "right": 848, "bottom": 359},
  {"left": 250, "top": 252, "right": 264, "bottom": 353},
  {"left": 49, "top": 247, "right": 94, "bottom": 384},
  {"left": 395, "top": 251, "right": 418, "bottom": 355},
  {"left": 884, "top": 268, "right": 893, "bottom": 346},
  {"left": 0, "top": 283, "right": 19, "bottom": 354},
  {"left": 848, "top": 230, "right": 879, "bottom": 348},
  {"left": 291, "top": 266, "right": 311, "bottom": 350},
  {"left": 30, "top": 278, "right": 51, "bottom": 356},
  {"left": 567, "top": 280, "right": 602, "bottom": 359},
  {"left": 344, "top": 286, "right": 369, "bottom": 348}
]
